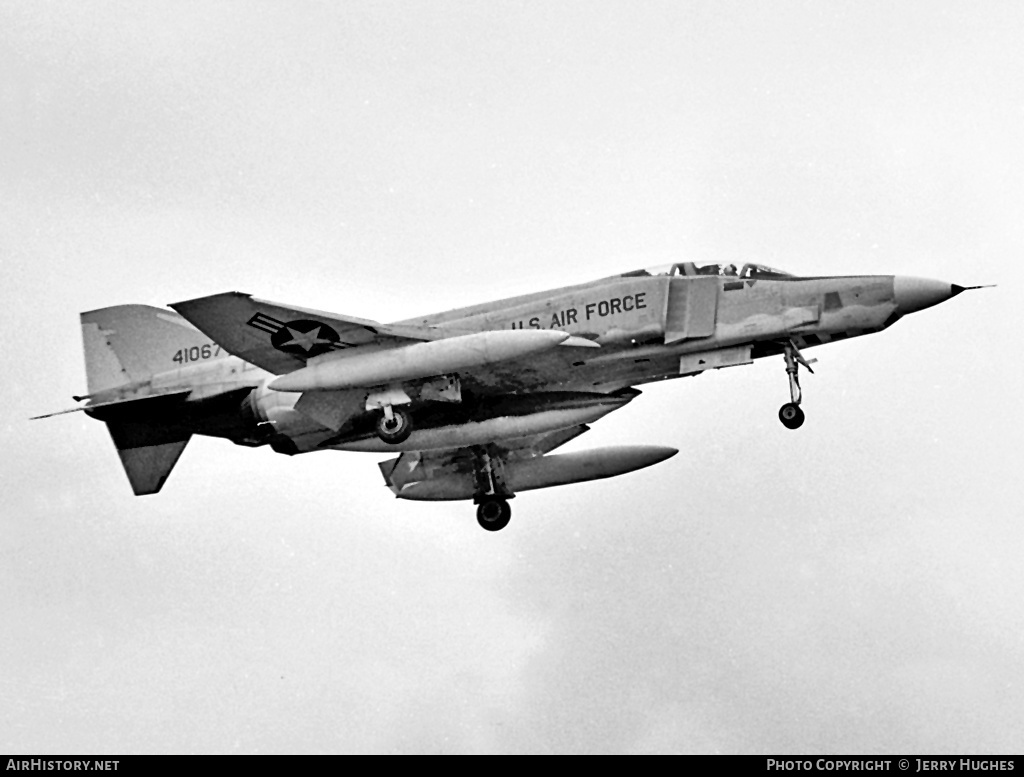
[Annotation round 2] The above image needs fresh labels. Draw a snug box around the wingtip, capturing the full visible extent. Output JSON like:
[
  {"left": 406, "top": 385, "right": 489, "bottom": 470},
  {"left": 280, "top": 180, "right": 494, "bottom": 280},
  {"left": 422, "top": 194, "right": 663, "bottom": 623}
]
[{"left": 169, "top": 291, "right": 252, "bottom": 310}]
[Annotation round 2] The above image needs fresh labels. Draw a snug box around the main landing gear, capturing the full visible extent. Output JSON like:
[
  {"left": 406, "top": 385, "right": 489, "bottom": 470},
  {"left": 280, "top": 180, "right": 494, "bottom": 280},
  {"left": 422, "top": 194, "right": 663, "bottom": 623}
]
[
  {"left": 476, "top": 496, "right": 512, "bottom": 532},
  {"left": 472, "top": 448, "right": 514, "bottom": 531},
  {"left": 375, "top": 405, "right": 413, "bottom": 444},
  {"left": 779, "top": 340, "right": 815, "bottom": 430}
]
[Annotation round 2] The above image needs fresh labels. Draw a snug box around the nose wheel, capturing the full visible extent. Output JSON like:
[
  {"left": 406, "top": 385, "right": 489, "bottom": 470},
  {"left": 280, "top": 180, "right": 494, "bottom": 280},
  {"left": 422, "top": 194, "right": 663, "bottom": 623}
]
[
  {"left": 779, "top": 340, "right": 814, "bottom": 430},
  {"left": 779, "top": 402, "right": 805, "bottom": 429},
  {"left": 375, "top": 405, "right": 413, "bottom": 444}
]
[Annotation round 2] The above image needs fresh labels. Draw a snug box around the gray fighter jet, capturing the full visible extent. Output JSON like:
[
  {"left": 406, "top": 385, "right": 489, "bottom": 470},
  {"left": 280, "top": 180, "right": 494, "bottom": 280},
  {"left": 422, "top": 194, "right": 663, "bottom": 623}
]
[{"left": 35, "top": 263, "right": 981, "bottom": 530}]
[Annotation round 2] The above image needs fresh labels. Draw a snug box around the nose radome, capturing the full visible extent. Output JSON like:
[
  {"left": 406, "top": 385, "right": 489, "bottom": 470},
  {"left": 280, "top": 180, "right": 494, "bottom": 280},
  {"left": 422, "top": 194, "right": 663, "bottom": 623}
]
[{"left": 893, "top": 276, "right": 958, "bottom": 315}]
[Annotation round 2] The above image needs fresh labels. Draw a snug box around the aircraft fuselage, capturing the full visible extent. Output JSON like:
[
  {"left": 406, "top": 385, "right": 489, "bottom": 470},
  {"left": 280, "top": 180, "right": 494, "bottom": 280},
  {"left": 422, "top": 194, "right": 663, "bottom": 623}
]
[
  {"left": 59, "top": 262, "right": 968, "bottom": 521},
  {"left": 117, "top": 270, "right": 932, "bottom": 452}
]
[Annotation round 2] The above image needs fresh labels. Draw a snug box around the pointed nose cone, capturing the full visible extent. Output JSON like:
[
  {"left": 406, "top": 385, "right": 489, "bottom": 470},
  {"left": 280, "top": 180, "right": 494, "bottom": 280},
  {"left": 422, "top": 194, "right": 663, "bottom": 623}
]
[{"left": 893, "top": 276, "right": 959, "bottom": 315}]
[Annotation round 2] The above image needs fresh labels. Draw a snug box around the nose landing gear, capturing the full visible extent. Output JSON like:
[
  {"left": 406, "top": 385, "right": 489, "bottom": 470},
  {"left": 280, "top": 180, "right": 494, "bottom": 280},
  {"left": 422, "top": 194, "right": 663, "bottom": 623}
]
[{"left": 779, "top": 340, "right": 815, "bottom": 430}]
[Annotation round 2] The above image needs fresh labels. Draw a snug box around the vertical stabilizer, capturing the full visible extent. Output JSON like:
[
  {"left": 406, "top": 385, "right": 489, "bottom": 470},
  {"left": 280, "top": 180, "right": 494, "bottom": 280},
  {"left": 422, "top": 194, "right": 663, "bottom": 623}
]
[
  {"left": 80, "top": 305, "right": 223, "bottom": 395},
  {"left": 81, "top": 318, "right": 133, "bottom": 395}
]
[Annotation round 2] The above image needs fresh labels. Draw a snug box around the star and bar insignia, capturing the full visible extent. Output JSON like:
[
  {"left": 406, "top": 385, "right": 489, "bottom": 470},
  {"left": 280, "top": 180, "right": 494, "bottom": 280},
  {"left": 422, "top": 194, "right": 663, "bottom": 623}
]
[{"left": 247, "top": 313, "right": 348, "bottom": 358}]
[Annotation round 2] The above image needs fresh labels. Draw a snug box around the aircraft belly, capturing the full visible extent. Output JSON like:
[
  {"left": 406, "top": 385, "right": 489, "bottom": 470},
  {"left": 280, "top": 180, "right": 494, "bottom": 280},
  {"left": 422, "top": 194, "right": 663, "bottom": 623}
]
[
  {"left": 458, "top": 348, "right": 677, "bottom": 396},
  {"left": 455, "top": 347, "right": 598, "bottom": 393},
  {"left": 679, "top": 345, "right": 752, "bottom": 375}
]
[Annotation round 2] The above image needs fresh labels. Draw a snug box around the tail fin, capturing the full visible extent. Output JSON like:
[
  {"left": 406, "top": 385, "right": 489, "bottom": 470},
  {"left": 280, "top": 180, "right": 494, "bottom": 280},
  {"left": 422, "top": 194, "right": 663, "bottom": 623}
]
[
  {"left": 80, "top": 304, "right": 220, "bottom": 394},
  {"left": 79, "top": 305, "right": 221, "bottom": 495}
]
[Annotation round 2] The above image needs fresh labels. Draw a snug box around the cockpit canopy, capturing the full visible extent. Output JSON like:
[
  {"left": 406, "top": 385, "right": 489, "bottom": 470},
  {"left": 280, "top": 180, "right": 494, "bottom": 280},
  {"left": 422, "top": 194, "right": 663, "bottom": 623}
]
[
  {"left": 736, "top": 263, "right": 793, "bottom": 279},
  {"left": 622, "top": 262, "right": 794, "bottom": 279}
]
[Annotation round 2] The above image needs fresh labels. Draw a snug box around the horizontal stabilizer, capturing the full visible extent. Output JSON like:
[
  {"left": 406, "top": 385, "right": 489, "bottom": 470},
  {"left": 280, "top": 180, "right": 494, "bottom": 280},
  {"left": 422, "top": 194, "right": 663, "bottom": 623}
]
[
  {"left": 100, "top": 397, "right": 196, "bottom": 495},
  {"left": 115, "top": 439, "right": 191, "bottom": 495},
  {"left": 31, "top": 389, "right": 192, "bottom": 421}
]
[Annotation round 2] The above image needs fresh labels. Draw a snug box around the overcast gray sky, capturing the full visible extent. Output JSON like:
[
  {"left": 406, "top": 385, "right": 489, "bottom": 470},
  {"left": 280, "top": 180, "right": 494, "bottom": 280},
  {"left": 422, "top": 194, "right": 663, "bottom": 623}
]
[{"left": 2, "top": 0, "right": 1022, "bottom": 754}]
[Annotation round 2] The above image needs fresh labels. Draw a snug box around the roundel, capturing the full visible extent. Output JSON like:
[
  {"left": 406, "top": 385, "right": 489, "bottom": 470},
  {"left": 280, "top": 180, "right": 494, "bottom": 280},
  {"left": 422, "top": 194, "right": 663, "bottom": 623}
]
[{"left": 270, "top": 319, "right": 341, "bottom": 358}]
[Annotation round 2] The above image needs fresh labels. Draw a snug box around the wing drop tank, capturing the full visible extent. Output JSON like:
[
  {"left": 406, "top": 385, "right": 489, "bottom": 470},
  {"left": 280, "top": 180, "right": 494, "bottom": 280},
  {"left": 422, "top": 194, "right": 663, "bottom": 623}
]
[{"left": 387, "top": 446, "right": 679, "bottom": 500}]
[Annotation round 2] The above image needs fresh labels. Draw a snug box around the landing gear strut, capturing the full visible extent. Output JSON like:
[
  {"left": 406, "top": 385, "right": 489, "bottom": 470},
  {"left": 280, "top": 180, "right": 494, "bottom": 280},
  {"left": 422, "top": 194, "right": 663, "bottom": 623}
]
[
  {"left": 779, "top": 340, "right": 815, "bottom": 430},
  {"left": 476, "top": 497, "right": 512, "bottom": 532},
  {"left": 375, "top": 405, "right": 413, "bottom": 444},
  {"left": 472, "top": 448, "right": 514, "bottom": 531}
]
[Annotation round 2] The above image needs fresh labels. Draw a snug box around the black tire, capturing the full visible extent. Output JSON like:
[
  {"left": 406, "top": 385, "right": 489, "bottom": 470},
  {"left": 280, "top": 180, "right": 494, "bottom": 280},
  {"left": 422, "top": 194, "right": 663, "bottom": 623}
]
[
  {"left": 375, "top": 408, "right": 413, "bottom": 444},
  {"left": 778, "top": 403, "right": 805, "bottom": 430},
  {"left": 476, "top": 498, "right": 512, "bottom": 532}
]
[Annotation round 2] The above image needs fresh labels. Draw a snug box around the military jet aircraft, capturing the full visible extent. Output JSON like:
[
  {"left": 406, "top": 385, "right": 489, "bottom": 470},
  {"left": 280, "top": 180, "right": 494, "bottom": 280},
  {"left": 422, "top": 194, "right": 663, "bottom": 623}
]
[{"left": 35, "top": 262, "right": 980, "bottom": 530}]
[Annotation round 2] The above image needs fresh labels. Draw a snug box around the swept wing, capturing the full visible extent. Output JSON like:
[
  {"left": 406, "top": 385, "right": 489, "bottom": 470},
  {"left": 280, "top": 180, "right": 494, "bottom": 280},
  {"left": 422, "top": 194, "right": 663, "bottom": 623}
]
[{"left": 171, "top": 292, "right": 440, "bottom": 374}]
